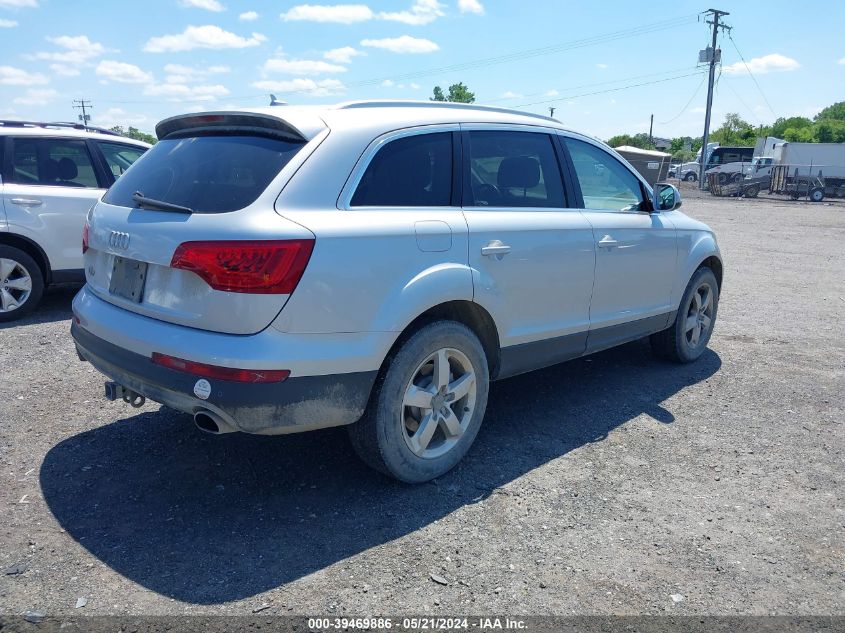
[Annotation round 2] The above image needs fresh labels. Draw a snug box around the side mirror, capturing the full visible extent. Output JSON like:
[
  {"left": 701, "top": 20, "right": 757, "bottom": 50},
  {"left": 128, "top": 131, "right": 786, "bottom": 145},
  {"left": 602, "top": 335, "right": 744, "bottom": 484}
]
[{"left": 653, "top": 182, "right": 682, "bottom": 212}]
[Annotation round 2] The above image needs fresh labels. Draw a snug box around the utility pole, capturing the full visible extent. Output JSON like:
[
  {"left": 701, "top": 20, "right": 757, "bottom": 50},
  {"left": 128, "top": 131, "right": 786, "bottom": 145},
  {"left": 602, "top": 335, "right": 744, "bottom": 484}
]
[
  {"left": 548, "top": 106, "right": 556, "bottom": 118},
  {"left": 698, "top": 9, "right": 730, "bottom": 189},
  {"left": 648, "top": 114, "right": 654, "bottom": 145},
  {"left": 72, "top": 99, "right": 93, "bottom": 128}
]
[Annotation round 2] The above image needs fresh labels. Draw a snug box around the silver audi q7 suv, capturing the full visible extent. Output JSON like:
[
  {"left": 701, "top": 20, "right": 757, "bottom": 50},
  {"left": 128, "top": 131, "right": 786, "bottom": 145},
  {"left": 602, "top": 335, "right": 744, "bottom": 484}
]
[{"left": 72, "top": 101, "right": 722, "bottom": 483}]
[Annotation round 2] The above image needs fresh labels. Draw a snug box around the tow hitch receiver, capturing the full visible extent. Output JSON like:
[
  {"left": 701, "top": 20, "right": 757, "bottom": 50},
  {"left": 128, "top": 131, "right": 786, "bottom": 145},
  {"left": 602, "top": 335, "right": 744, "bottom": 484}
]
[{"left": 104, "top": 381, "right": 146, "bottom": 408}]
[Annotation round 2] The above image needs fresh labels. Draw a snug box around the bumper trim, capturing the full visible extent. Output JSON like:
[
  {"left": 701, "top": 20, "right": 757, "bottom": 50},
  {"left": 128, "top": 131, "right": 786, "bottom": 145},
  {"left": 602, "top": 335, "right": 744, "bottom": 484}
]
[{"left": 71, "top": 322, "right": 377, "bottom": 435}]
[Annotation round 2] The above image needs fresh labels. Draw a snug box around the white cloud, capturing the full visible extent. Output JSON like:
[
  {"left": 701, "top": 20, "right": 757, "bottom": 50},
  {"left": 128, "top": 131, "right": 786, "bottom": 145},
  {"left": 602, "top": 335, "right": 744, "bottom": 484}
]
[
  {"left": 722, "top": 53, "right": 799, "bottom": 74},
  {"left": 0, "top": 0, "right": 37, "bottom": 7},
  {"left": 93, "top": 107, "right": 153, "bottom": 130},
  {"left": 33, "top": 35, "right": 107, "bottom": 64},
  {"left": 545, "top": 89, "right": 559, "bottom": 97},
  {"left": 281, "top": 4, "right": 374, "bottom": 24},
  {"left": 252, "top": 78, "right": 346, "bottom": 97},
  {"left": 323, "top": 46, "right": 363, "bottom": 64},
  {"left": 14, "top": 88, "right": 57, "bottom": 106},
  {"left": 596, "top": 63, "right": 608, "bottom": 69},
  {"left": 457, "top": 0, "right": 483, "bottom": 14},
  {"left": 361, "top": 35, "right": 439, "bottom": 54},
  {"left": 179, "top": 0, "right": 225, "bottom": 11},
  {"left": 837, "top": 57, "right": 845, "bottom": 65},
  {"left": 409, "top": 82, "right": 421, "bottom": 89},
  {"left": 690, "top": 106, "right": 706, "bottom": 114},
  {"left": 239, "top": 10, "right": 258, "bottom": 21},
  {"left": 163, "top": 62, "right": 229, "bottom": 83},
  {"left": 263, "top": 58, "right": 347, "bottom": 75},
  {"left": 0, "top": 65, "right": 49, "bottom": 85},
  {"left": 96, "top": 60, "right": 154, "bottom": 84},
  {"left": 143, "top": 25, "right": 266, "bottom": 52},
  {"left": 380, "top": 0, "right": 444, "bottom": 25},
  {"left": 500, "top": 91, "right": 522, "bottom": 99},
  {"left": 50, "top": 63, "right": 80, "bottom": 76},
  {"left": 143, "top": 83, "right": 229, "bottom": 101},
  {"left": 381, "top": 79, "right": 394, "bottom": 87},
  {"left": 0, "top": 18, "right": 18, "bottom": 27}
]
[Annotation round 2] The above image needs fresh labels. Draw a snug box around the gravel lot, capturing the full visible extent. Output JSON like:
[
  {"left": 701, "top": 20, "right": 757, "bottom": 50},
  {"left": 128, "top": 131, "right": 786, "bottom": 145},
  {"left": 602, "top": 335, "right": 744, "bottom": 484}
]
[{"left": 1, "top": 190, "right": 843, "bottom": 617}]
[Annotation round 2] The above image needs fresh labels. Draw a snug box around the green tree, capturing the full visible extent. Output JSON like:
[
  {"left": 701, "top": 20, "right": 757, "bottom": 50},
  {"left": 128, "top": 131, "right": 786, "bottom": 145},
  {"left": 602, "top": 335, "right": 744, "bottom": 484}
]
[
  {"left": 709, "top": 113, "right": 756, "bottom": 145},
  {"left": 814, "top": 101, "right": 845, "bottom": 122},
  {"left": 770, "top": 116, "right": 812, "bottom": 139},
  {"left": 110, "top": 125, "right": 157, "bottom": 144},
  {"left": 607, "top": 132, "right": 654, "bottom": 150},
  {"left": 815, "top": 119, "right": 845, "bottom": 143},
  {"left": 430, "top": 82, "right": 475, "bottom": 103}
]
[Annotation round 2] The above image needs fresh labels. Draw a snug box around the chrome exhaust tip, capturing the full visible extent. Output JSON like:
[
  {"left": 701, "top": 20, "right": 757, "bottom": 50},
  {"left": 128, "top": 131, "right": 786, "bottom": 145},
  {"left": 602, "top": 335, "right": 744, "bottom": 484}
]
[{"left": 193, "top": 410, "right": 237, "bottom": 435}]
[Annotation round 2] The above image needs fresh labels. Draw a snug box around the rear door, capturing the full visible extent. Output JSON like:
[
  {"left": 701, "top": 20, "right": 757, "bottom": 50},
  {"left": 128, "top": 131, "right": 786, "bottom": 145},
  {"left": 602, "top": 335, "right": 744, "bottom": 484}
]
[
  {"left": 1, "top": 136, "right": 106, "bottom": 274},
  {"left": 461, "top": 126, "right": 595, "bottom": 376},
  {"left": 561, "top": 135, "right": 677, "bottom": 352}
]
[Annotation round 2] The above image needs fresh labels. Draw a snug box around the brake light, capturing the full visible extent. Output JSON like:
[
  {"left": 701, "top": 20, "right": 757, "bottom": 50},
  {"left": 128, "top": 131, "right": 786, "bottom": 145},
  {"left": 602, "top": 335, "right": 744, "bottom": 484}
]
[
  {"left": 152, "top": 352, "right": 290, "bottom": 383},
  {"left": 82, "top": 222, "right": 90, "bottom": 254},
  {"left": 170, "top": 239, "right": 314, "bottom": 294}
]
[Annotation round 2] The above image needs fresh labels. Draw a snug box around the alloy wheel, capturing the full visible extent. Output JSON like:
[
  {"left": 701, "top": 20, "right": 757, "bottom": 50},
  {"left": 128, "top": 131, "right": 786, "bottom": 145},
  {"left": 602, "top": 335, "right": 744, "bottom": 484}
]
[
  {"left": 683, "top": 282, "right": 714, "bottom": 348},
  {"left": 400, "top": 347, "right": 477, "bottom": 459},
  {"left": 0, "top": 258, "right": 33, "bottom": 314}
]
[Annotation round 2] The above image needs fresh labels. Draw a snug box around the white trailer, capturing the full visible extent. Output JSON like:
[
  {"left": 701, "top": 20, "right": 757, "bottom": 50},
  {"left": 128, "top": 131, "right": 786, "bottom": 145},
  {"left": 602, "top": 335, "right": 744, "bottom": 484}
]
[{"left": 770, "top": 142, "right": 845, "bottom": 201}]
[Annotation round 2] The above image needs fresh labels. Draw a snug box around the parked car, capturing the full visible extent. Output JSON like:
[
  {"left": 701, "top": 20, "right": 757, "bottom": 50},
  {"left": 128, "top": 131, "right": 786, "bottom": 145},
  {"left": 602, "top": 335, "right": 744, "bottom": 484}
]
[
  {"left": 71, "top": 102, "right": 722, "bottom": 482},
  {"left": 0, "top": 121, "right": 150, "bottom": 321}
]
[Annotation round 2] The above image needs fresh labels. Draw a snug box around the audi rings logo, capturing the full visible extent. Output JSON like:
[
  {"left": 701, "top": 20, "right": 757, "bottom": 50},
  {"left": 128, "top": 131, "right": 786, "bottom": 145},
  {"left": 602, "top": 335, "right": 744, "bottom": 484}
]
[{"left": 109, "top": 231, "right": 131, "bottom": 250}]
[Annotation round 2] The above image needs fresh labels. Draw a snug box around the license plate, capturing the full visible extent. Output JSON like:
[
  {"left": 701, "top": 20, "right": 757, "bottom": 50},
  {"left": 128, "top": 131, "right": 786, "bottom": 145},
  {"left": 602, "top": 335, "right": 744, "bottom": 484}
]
[{"left": 109, "top": 257, "right": 148, "bottom": 303}]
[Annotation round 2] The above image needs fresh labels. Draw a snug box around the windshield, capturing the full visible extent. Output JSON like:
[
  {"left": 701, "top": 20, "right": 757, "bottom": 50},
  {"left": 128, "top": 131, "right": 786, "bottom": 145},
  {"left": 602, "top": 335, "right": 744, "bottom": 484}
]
[{"left": 103, "top": 135, "right": 305, "bottom": 213}]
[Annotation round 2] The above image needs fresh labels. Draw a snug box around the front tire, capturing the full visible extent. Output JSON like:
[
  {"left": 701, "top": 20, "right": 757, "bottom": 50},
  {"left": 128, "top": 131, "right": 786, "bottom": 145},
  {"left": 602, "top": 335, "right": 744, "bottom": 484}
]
[
  {"left": 0, "top": 246, "right": 44, "bottom": 322},
  {"left": 684, "top": 172, "right": 697, "bottom": 182},
  {"left": 651, "top": 267, "right": 719, "bottom": 363},
  {"left": 348, "top": 321, "right": 489, "bottom": 483}
]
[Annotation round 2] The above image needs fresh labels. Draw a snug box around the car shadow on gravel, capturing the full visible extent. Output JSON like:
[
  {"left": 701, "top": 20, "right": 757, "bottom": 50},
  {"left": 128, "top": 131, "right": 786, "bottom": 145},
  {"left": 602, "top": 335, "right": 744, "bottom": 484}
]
[
  {"left": 0, "top": 284, "right": 80, "bottom": 329},
  {"left": 40, "top": 340, "right": 720, "bottom": 604}
]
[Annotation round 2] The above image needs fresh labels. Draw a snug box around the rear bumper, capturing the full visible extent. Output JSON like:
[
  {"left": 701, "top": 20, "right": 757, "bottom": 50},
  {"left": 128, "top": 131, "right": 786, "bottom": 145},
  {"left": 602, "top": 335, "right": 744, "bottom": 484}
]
[{"left": 70, "top": 288, "right": 381, "bottom": 434}]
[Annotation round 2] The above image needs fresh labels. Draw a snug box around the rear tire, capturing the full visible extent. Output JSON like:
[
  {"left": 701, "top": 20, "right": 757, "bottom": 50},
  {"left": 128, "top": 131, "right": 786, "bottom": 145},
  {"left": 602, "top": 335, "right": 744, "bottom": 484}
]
[
  {"left": 744, "top": 184, "right": 760, "bottom": 198},
  {"left": 684, "top": 172, "right": 697, "bottom": 182},
  {"left": 348, "top": 321, "right": 489, "bottom": 483},
  {"left": 809, "top": 187, "right": 825, "bottom": 202},
  {"left": 0, "top": 246, "right": 44, "bottom": 322},
  {"left": 651, "top": 267, "right": 719, "bottom": 363}
]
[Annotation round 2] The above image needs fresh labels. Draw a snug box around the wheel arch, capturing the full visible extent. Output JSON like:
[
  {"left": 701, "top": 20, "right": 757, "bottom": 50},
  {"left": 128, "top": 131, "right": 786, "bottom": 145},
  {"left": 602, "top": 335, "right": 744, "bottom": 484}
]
[
  {"left": 383, "top": 300, "right": 502, "bottom": 380},
  {"left": 0, "top": 232, "right": 51, "bottom": 284}
]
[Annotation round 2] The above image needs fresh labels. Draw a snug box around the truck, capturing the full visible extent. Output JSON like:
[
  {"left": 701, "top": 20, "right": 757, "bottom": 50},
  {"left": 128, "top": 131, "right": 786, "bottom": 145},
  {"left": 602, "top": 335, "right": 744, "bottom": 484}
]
[
  {"left": 769, "top": 142, "right": 845, "bottom": 202},
  {"left": 670, "top": 142, "right": 719, "bottom": 181},
  {"left": 704, "top": 146, "right": 755, "bottom": 184}
]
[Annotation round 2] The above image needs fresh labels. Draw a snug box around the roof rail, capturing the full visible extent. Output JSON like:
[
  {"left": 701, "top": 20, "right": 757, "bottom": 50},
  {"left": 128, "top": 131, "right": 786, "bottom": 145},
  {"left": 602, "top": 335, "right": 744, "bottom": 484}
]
[
  {"left": 0, "top": 120, "right": 123, "bottom": 137},
  {"left": 335, "top": 100, "right": 559, "bottom": 123}
]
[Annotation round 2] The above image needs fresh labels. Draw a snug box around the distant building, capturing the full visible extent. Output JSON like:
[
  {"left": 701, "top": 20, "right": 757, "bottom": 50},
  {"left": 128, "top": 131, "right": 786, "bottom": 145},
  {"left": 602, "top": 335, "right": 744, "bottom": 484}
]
[{"left": 652, "top": 136, "right": 671, "bottom": 152}]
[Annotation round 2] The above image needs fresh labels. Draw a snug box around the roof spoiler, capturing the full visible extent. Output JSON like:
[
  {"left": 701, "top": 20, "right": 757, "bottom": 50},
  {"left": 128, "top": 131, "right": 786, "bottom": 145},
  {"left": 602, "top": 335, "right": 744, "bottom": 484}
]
[{"left": 155, "top": 112, "right": 320, "bottom": 142}]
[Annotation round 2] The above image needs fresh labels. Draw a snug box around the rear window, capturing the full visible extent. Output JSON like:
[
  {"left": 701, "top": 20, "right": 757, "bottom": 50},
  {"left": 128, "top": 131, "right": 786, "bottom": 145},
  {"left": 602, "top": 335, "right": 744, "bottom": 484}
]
[{"left": 103, "top": 135, "right": 304, "bottom": 213}]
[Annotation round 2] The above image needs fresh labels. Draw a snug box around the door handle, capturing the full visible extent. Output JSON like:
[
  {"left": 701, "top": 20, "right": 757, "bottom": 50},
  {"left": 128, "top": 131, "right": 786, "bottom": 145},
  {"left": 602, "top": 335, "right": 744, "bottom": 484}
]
[
  {"left": 10, "top": 197, "right": 43, "bottom": 207},
  {"left": 598, "top": 235, "right": 618, "bottom": 249},
  {"left": 481, "top": 241, "right": 512, "bottom": 257}
]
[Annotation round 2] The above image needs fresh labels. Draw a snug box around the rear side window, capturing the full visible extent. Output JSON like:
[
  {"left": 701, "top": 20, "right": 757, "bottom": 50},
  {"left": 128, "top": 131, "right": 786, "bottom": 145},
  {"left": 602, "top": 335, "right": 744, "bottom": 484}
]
[
  {"left": 465, "top": 131, "right": 565, "bottom": 208},
  {"left": 97, "top": 141, "right": 146, "bottom": 180},
  {"left": 351, "top": 132, "right": 452, "bottom": 207},
  {"left": 103, "top": 135, "right": 304, "bottom": 213},
  {"left": 10, "top": 138, "right": 98, "bottom": 188},
  {"left": 565, "top": 137, "right": 645, "bottom": 212}
]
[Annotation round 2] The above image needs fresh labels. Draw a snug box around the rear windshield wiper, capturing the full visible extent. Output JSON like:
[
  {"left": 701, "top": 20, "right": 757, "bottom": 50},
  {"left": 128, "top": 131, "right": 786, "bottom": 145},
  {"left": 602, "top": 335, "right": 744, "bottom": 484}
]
[{"left": 132, "top": 191, "right": 193, "bottom": 214}]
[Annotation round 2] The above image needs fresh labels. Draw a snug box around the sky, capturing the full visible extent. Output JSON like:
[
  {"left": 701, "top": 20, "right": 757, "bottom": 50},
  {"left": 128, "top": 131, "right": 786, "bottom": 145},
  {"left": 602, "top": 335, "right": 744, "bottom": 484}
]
[{"left": 1, "top": 0, "right": 843, "bottom": 141}]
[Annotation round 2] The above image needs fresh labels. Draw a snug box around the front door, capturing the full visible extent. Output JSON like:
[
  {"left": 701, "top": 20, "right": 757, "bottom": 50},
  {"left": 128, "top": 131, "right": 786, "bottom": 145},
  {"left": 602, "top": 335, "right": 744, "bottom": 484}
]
[
  {"left": 562, "top": 136, "right": 678, "bottom": 353},
  {"left": 461, "top": 127, "right": 596, "bottom": 377}
]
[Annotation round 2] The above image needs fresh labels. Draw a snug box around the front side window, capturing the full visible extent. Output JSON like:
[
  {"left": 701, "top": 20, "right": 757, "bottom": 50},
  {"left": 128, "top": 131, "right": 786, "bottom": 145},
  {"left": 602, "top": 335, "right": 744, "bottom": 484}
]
[
  {"left": 351, "top": 132, "right": 452, "bottom": 207},
  {"left": 103, "top": 135, "right": 304, "bottom": 213},
  {"left": 97, "top": 141, "right": 147, "bottom": 180},
  {"left": 565, "top": 137, "right": 645, "bottom": 212},
  {"left": 465, "top": 131, "right": 565, "bottom": 208},
  {"left": 10, "top": 138, "right": 98, "bottom": 188}
]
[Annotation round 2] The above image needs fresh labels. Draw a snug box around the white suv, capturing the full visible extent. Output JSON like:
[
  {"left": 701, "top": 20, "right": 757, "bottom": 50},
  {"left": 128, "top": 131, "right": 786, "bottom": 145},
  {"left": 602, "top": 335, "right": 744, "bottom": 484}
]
[
  {"left": 0, "top": 121, "right": 149, "bottom": 321},
  {"left": 71, "top": 102, "right": 722, "bottom": 482}
]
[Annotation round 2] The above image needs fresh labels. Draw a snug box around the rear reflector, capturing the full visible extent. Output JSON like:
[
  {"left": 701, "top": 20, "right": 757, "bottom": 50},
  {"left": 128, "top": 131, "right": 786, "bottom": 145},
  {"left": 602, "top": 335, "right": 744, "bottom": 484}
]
[
  {"left": 152, "top": 352, "right": 290, "bottom": 383},
  {"left": 170, "top": 239, "right": 314, "bottom": 294}
]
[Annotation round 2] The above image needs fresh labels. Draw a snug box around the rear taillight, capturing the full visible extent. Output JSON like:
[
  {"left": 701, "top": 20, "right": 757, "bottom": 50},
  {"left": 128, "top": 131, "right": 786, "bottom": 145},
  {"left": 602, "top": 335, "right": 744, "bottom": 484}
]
[
  {"left": 152, "top": 352, "right": 290, "bottom": 383},
  {"left": 82, "top": 222, "right": 90, "bottom": 254},
  {"left": 170, "top": 239, "right": 314, "bottom": 294}
]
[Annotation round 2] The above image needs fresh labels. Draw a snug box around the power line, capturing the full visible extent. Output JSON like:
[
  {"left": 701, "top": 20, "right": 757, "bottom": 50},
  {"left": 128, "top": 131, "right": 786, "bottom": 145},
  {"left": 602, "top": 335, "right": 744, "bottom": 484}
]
[
  {"left": 511, "top": 70, "right": 706, "bottom": 109},
  {"left": 727, "top": 32, "right": 776, "bottom": 117},
  {"left": 72, "top": 99, "right": 92, "bottom": 125},
  {"left": 656, "top": 73, "right": 708, "bottom": 124}
]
